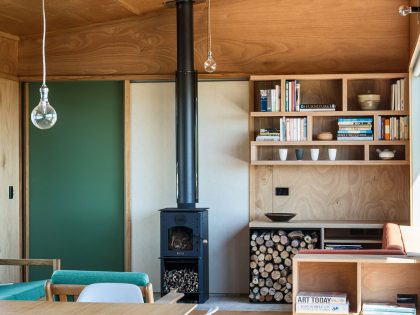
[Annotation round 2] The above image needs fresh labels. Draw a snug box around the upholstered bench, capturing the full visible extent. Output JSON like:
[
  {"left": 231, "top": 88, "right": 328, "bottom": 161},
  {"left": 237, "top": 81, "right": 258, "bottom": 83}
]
[
  {"left": 0, "top": 259, "right": 60, "bottom": 301},
  {"left": 0, "top": 280, "right": 46, "bottom": 300}
]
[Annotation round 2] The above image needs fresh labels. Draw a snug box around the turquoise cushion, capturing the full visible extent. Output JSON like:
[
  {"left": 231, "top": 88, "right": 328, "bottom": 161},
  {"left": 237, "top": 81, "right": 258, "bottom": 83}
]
[
  {"left": 51, "top": 270, "right": 149, "bottom": 286},
  {"left": 0, "top": 280, "right": 46, "bottom": 300}
]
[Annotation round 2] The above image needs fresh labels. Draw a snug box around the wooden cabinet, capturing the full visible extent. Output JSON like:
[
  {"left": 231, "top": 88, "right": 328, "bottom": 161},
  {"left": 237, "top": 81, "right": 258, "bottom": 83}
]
[
  {"left": 0, "top": 78, "right": 20, "bottom": 282},
  {"left": 249, "top": 73, "right": 411, "bottom": 224},
  {"left": 293, "top": 254, "right": 420, "bottom": 315}
]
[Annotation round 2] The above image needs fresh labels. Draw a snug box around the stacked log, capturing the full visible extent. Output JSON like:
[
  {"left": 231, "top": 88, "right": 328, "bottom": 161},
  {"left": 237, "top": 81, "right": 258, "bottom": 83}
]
[
  {"left": 249, "top": 229, "right": 319, "bottom": 303},
  {"left": 163, "top": 268, "right": 199, "bottom": 293}
]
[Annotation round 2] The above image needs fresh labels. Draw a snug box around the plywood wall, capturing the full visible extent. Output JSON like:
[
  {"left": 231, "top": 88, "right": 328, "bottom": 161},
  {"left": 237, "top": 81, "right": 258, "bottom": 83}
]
[
  {"left": 410, "top": 0, "right": 420, "bottom": 58},
  {"left": 18, "top": 0, "right": 409, "bottom": 77},
  {"left": 0, "top": 33, "right": 18, "bottom": 78},
  {"left": 0, "top": 78, "right": 20, "bottom": 282},
  {"left": 130, "top": 81, "right": 250, "bottom": 294},
  {"left": 251, "top": 165, "right": 410, "bottom": 224}
]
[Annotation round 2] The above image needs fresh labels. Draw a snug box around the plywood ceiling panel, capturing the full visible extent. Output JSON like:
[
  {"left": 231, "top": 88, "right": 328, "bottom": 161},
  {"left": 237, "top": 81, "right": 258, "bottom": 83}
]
[
  {"left": 0, "top": 0, "right": 164, "bottom": 36},
  {"left": 18, "top": 0, "right": 410, "bottom": 76}
]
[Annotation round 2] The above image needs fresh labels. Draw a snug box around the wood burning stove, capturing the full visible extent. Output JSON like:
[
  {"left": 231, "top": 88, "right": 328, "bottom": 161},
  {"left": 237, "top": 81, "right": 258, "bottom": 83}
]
[
  {"left": 160, "top": 208, "right": 209, "bottom": 303},
  {"left": 159, "top": 0, "right": 209, "bottom": 304}
]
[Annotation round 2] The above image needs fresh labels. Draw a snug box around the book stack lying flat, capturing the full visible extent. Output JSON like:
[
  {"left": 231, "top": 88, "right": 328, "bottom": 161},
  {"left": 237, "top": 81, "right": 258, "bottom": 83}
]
[
  {"left": 337, "top": 117, "right": 373, "bottom": 141},
  {"left": 256, "top": 128, "right": 280, "bottom": 141},
  {"left": 296, "top": 291, "right": 349, "bottom": 314},
  {"left": 299, "top": 104, "right": 336, "bottom": 112},
  {"left": 362, "top": 302, "right": 416, "bottom": 315},
  {"left": 324, "top": 244, "right": 363, "bottom": 250}
]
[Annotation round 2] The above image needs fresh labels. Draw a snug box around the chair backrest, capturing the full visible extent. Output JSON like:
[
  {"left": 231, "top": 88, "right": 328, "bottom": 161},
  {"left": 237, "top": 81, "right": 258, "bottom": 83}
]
[
  {"left": 45, "top": 270, "right": 154, "bottom": 303},
  {"left": 76, "top": 283, "right": 144, "bottom": 303}
]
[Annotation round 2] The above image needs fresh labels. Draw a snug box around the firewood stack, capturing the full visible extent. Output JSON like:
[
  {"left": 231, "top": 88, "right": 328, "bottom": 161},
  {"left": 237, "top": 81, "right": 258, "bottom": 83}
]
[
  {"left": 249, "top": 229, "right": 319, "bottom": 303},
  {"left": 163, "top": 268, "right": 199, "bottom": 293}
]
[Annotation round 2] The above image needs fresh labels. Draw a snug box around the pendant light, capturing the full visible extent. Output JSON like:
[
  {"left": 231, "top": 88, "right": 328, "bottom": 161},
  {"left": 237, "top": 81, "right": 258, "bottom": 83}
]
[
  {"left": 31, "top": 0, "right": 57, "bottom": 130},
  {"left": 204, "top": 0, "right": 216, "bottom": 73}
]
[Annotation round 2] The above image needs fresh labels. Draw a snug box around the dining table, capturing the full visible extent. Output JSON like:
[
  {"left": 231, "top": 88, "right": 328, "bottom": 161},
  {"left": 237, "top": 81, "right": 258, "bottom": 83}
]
[{"left": 0, "top": 300, "right": 197, "bottom": 315}]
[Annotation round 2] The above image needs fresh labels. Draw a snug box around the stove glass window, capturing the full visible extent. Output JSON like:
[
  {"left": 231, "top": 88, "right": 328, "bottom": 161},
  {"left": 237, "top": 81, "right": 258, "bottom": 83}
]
[{"left": 168, "top": 226, "right": 193, "bottom": 251}]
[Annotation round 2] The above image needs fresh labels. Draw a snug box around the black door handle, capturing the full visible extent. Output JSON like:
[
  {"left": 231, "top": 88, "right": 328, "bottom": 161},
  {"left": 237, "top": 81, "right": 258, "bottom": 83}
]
[{"left": 9, "top": 186, "right": 13, "bottom": 199}]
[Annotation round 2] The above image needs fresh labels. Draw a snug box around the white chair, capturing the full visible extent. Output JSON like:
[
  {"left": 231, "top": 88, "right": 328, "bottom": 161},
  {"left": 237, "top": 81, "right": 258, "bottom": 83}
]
[
  {"left": 76, "top": 283, "right": 144, "bottom": 303},
  {"left": 204, "top": 306, "right": 219, "bottom": 315}
]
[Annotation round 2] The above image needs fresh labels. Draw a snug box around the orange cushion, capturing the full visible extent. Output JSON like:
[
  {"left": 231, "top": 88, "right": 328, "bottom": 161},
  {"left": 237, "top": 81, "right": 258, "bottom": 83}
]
[{"left": 382, "top": 223, "right": 404, "bottom": 251}]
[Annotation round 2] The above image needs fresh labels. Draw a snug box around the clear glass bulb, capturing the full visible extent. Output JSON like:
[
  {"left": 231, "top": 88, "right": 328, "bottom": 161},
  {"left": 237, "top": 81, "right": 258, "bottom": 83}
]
[
  {"left": 204, "top": 51, "right": 217, "bottom": 73},
  {"left": 399, "top": 5, "right": 411, "bottom": 16},
  {"left": 31, "top": 85, "right": 57, "bottom": 130}
]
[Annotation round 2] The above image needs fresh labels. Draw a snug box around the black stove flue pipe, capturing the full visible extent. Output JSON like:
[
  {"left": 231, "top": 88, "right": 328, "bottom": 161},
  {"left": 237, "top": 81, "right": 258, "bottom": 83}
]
[{"left": 175, "top": 0, "right": 198, "bottom": 209}]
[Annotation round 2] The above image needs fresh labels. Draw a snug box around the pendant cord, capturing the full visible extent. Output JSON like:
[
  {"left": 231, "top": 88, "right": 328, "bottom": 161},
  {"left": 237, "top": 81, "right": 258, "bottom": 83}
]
[
  {"left": 207, "top": 0, "right": 211, "bottom": 53},
  {"left": 42, "top": 0, "right": 46, "bottom": 86}
]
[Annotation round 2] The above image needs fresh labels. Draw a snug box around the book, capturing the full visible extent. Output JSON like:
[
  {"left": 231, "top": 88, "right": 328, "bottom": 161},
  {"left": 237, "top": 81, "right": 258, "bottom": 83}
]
[
  {"left": 260, "top": 90, "right": 267, "bottom": 112},
  {"left": 299, "top": 104, "right": 336, "bottom": 110},
  {"left": 296, "top": 291, "right": 347, "bottom": 304},
  {"left": 325, "top": 244, "right": 363, "bottom": 250},
  {"left": 337, "top": 136, "right": 373, "bottom": 141},
  {"left": 275, "top": 84, "right": 280, "bottom": 112},
  {"left": 295, "top": 302, "right": 349, "bottom": 314},
  {"left": 362, "top": 303, "right": 416, "bottom": 315},
  {"left": 256, "top": 135, "right": 280, "bottom": 141}
]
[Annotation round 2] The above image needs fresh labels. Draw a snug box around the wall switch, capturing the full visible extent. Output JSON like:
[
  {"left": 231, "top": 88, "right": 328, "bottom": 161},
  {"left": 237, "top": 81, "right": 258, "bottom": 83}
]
[{"left": 275, "top": 187, "right": 289, "bottom": 196}]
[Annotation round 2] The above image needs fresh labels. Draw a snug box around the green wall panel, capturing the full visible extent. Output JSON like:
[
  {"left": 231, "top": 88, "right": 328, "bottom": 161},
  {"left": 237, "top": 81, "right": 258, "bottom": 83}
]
[{"left": 28, "top": 81, "right": 124, "bottom": 280}]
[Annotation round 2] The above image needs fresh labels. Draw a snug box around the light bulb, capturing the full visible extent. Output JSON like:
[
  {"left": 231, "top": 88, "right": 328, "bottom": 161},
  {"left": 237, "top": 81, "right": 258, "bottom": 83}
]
[
  {"left": 399, "top": 5, "right": 411, "bottom": 16},
  {"left": 31, "top": 85, "right": 57, "bottom": 130},
  {"left": 204, "top": 51, "right": 217, "bottom": 73}
]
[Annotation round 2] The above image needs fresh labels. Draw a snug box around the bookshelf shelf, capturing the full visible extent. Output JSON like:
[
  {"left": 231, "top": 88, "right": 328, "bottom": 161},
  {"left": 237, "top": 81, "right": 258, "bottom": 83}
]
[
  {"left": 250, "top": 160, "right": 409, "bottom": 166},
  {"left": 251, "top": 140, "right": 409, "bottom": 146},
  {"left": 250, "top": 110, "right": 409, "bottom": 117}
]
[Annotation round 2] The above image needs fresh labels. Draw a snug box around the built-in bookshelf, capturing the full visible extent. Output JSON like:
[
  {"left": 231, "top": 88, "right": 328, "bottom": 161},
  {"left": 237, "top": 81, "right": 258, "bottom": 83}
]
[
  {"left": 249, "top": 73, "right": 410, "bottom": 165},
  {"left": 248, "top": 73, "right": 411, "bottom": 225}
]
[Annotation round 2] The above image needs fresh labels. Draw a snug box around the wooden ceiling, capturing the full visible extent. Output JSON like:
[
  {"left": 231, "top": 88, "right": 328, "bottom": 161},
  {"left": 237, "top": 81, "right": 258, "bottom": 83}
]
[{"left": 0, "top": 0, "right": 165, "bottom": 36}]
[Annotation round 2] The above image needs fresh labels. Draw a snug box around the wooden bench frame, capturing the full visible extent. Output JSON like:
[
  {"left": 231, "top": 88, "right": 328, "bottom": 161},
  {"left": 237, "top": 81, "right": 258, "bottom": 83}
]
[
  {"left": 0, "top": 259, "right": 61, "bottom": 282},
  {"left": 45, "top": 281, "right": 184, "bottom": 304}
]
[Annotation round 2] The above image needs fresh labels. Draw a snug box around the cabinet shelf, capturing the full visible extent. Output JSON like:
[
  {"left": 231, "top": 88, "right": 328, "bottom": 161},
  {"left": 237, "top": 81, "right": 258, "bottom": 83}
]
[
  {"left": 250, "top": 160, "right": 410, "bottom": 166},
  {"left": 251, "top": 140, "right": 409, "bottom": 146},
  {"left": 250, "top": 110, "right": 408, "bottom": 117}
]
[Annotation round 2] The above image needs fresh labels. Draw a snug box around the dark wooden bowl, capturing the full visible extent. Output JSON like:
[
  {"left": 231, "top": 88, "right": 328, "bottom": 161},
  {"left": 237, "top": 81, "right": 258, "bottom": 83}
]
[{"left": 265, "top": 213, "right": 296, "bottom": 222}]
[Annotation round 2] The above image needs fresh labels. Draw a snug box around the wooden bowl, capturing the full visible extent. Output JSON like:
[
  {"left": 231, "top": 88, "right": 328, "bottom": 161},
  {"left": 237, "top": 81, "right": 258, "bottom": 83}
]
[
  {"left": 317, "top": 132, "right": 333, "bottom": 140},
  {"left": 265, "top": 213, "right": 296, "bottom": 222}
]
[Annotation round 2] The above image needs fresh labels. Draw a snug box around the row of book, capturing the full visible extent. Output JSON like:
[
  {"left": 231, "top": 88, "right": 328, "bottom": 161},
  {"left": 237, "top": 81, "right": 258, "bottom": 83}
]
[
  {"left": 391, "top": 79, "right": 405, "bottom": 111},
  {"left": 255, "top": 117, "right": 308, "bottom": 142},
  {"left": 378, "top": 116, "right": 409, "bottom": 141},
  {"left": 337, "top": 117, "right": 373, "bottom": 141},
  {"left": 285, "top": 80, "right": 301, "bottom": 112},
  {"left": 280, "top": 117, "right": 308, "bottom": 141},
  {"left": 296, "top": 291, "right": 349, "bottom": 314},
  {"left": 259, "top": 86, "right": 280, "bottom": 112}
]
